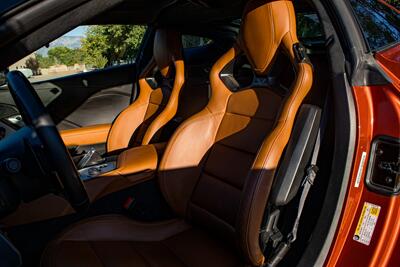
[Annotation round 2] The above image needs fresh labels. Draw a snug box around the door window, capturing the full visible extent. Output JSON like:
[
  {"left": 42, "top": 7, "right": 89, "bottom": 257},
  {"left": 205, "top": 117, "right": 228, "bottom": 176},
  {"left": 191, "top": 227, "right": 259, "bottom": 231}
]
[
  {"left": 8, "top": 25, "right": 146, "bottom": 83},
  {"left": 349, "top": 0, "right": 400, "bottom": 51},
  {"left": 182, "top": 35, "right": 213, "bottom": 49}
]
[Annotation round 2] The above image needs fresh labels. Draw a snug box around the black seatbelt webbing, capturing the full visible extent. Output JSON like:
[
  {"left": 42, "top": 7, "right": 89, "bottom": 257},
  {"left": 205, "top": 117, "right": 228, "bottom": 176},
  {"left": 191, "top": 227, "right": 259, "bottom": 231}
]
[
  {"left": 266, "top": 99, "right": 329, "bottom": 267},
  {"left": 266, "top": 132, "right": 322, "bottom": 267},
  {"left": 287, "top": 129, "right": 321, "bottom": 244}
]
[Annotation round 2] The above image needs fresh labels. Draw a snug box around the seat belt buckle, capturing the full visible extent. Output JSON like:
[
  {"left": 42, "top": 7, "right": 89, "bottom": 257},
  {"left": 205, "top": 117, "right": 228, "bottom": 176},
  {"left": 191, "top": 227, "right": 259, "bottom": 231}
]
[
  {"left": 123, "top": 196, "right": 136, "bottom": 211},
  {"left": 260, "top": 209, "right": 283, "bottom": 249},
  {"left": 123, "top": 196, "right": 147, "bottom": 218},
  {"left": 270, "top": 230, "right": 283, "bottom": 248},
  {"left": 265, "top": 241, "right": 291, "bottom": 267}
]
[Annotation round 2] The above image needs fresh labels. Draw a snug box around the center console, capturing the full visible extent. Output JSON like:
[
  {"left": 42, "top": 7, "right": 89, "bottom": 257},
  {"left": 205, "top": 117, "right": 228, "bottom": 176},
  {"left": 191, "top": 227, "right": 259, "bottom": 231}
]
[
  {"left": 69, "top": 146, "right": 118, "bottom": 180},
  {"left": 73, "top": 144, "right": 159, "bottom": 181},
  {"left": 79, "top": 161, "right": 117, "bottom": 181}
]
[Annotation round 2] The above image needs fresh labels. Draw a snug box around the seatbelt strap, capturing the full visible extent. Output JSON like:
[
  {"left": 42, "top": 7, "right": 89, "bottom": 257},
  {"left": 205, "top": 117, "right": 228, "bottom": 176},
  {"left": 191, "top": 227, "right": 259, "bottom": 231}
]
[
  {"left": 266, "top": 100, "right": 329, "bottom": 267},
  {"left": 266, "top": 131, "right": 321, "bottom": 267},
  {"left": 288, "top": 89, "right": 330, "bottom": 241},
  {"left": 287, "top": 129, "right": 321, "bottom": 244}
]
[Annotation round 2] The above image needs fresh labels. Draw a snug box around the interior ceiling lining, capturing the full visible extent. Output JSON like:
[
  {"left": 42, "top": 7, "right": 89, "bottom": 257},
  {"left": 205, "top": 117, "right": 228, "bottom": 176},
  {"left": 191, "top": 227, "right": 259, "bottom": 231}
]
[
  {"left": 86, "top": 0, "right": 177, "bottom": 24},
  {"left": 86, "top": 0, "right": 316, "bottom": 26},
  {"left": 87, "top": 0, "right": 246, "bottom": 25}
]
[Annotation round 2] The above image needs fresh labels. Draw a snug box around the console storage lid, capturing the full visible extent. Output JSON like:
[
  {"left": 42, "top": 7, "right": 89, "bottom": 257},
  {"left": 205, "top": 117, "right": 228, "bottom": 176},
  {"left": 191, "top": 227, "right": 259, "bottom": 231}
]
[{"left": 102, "top": 144, "right": 158, "bottom": 177}]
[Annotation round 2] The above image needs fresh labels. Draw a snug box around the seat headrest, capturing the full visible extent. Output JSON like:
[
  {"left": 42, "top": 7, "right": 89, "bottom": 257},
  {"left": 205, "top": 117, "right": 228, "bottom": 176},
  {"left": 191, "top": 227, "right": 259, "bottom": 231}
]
[
  {"left": 239, "top": 0, "right": 299, "bottom": 76},
  {"left": 153, "top": 29, "right": 183, "bottom": 78}
]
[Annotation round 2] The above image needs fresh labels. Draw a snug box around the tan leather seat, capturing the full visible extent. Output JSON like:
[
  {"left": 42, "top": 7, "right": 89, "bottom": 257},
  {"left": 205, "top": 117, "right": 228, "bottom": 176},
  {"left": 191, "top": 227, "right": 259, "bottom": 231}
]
[
  {"left": 61, "top": 29, "right": 185, "bottom": 153},
  {"left": 42, "top": 1, "right": 313, "bottom": 266}
]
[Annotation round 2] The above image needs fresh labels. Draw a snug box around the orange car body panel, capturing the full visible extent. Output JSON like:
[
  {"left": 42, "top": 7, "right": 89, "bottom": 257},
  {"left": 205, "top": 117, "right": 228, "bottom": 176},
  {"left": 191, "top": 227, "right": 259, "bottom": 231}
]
[{"left": 325, "top": 44, "right": 400, "bottom": 267}]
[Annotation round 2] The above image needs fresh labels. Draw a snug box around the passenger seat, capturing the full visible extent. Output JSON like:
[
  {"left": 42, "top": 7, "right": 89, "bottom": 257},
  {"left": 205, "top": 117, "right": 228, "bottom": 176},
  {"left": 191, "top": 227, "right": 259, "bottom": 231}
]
[{"left": 60, "top": 29, "right": 184, "bottom": 153}]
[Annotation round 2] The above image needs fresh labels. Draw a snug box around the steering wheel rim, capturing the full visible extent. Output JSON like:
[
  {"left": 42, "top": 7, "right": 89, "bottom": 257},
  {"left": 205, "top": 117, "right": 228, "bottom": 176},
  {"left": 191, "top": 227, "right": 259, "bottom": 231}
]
[{"left": 6, "top": 71, "right": 89, "bottom": 211}]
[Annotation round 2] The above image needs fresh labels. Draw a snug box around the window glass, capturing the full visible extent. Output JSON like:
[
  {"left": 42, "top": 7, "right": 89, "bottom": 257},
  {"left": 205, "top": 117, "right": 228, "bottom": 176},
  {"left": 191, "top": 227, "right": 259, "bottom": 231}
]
[
  {"left": 297, "top": 13, "right": 324, "bottom": 40},
  {"left": 349, "top": 0, "right": 400, "bottom": 51},
  {"left": 8, "top": 25, "right": 146, "bottom": 82},
  {"left": 182, "top": 35, "right": 212, "bottom": 49}
]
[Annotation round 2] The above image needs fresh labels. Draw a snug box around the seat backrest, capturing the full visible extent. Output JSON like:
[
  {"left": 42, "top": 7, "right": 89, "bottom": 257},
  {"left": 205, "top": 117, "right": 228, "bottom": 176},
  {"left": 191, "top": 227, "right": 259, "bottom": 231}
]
[
  {"left": 106, "top": 29, "right": 184, "bottom": 152},
  {"left": 158, "top": 1, "right": 313, "bottom": 266}
]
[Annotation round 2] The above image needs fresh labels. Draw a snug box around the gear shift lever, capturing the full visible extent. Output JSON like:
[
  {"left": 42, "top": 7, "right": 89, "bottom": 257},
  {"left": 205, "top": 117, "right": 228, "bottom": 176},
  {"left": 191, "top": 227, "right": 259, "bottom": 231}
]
[{"left": 77, "top": 147, "right": 96, "bottom": 169}]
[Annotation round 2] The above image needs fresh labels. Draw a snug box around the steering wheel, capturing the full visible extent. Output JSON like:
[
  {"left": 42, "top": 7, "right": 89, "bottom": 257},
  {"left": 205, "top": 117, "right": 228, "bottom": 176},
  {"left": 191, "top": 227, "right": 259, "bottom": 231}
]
[{"left": 5, "top": 71, "right": 89, "bottom": 211}]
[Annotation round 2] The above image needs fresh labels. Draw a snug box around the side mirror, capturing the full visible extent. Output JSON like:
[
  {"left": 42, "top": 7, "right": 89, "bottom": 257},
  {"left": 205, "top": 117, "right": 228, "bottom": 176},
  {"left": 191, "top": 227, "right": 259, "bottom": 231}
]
[{"left": 0, "top": 69, "right": 8, "bottom": 86}]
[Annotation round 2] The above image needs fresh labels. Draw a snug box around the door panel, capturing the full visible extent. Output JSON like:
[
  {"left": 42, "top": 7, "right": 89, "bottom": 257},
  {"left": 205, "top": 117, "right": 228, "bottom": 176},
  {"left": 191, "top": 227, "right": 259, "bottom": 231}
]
[
  {"left": 58, "top": 84, "right": 131, "bottom": 130},
  {"left": 35, "top": 63, "right": 137, "bottom": 129},
  {"left": 33, "top": 82, "right": 63, "bottom": 105}
]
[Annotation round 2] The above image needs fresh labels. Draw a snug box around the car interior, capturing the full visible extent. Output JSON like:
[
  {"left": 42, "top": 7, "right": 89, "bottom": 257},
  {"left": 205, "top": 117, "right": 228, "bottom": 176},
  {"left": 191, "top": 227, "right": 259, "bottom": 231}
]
[{"left": 0, "top": 0, "right": 354, "bottom": 266}]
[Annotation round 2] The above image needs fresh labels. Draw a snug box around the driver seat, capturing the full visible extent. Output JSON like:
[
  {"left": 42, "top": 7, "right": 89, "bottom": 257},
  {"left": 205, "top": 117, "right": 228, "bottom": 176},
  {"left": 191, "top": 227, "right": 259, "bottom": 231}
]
[{"left": 41, "top": 1, "right": 313, "bottom": 266}]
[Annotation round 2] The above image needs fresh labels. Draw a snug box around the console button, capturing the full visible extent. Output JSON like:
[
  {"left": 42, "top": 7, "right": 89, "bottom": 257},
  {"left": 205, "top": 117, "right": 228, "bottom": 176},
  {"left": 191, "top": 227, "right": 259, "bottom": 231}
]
[{"left": 88, "top": 167, "right": 101, "bottom": 177}]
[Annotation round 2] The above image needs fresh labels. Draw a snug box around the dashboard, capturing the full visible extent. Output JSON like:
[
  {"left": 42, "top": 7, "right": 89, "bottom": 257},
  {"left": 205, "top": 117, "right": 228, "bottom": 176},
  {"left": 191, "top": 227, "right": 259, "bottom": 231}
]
[{"left": 0, "top": 82, "right": 62, "bottom": 140}]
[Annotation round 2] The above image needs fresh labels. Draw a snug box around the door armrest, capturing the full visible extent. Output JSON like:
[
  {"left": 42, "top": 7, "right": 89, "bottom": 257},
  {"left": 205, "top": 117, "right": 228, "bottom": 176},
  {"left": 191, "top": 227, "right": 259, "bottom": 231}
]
[{"left": 60, "top": 124, "right": 111, "bottom": 147}]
